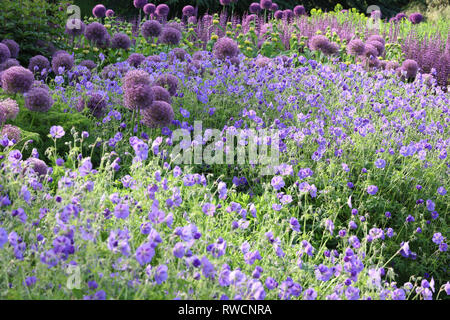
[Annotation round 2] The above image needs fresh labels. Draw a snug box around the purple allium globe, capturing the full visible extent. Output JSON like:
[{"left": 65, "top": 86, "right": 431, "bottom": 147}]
[
  {"left": 274, "top": 10, "right": 283, "bottom": 19},
  {"left": 400, "top": 59, "right": 419, "bottom": 79},
  {"left": 24, "top": 87, "right": 54, "bottom": 112},
  {"left": 367, "top": 34, "right": 385, "bottom": 46},
  {"left": 146, "top": 55, "right": 162, "bottom": 63},
  {"left": 124, "top": 83, "right": 154, "bottom": 111},
  {"left": 141, "top": 20, "right": 162, "bottom": 39},
  {"left": 1, "top": 66, "right": 34, "bottom": 94},
  {"left": 270, "top": 3, "right": 278, "bottom": 11},
  {"left": 151, "top": 86, "right": 171, "bottom": 104},
  {"left": 309, "top": 35, "right": 331, "bottom": 53},
  {"left": 323, "top": 42, "right": 340, "bottom": 55},
  {"left": 106, "top": 9, "right": 115, "bottom": 17},
  {"left": 80, "top": 59, "right": 97, "bottom": 70},
  {"left": 92, "top": 4, "right": 107, "bottom": 18},
  {"left": 141, "top": 100, "right": 174, "bottom": 128},
  {"left": 259, "top": 0, "right": 272, "bottom": 10},
  {"left": 169, "top": 47, "right": 187, "bottom": 62},
  {"left": 409, "top": 13, "right": 423, "bottom": 24},
  {"left": 395, "top": 12, "right": 407, "bottom": 21},
  {"left": 133, "top": 0, "right": 147, "bottom": 9},
  {"left": 111, "top": 33, "right": 132, "bottom": 50},
  {"left": 249, "top": 2, "right": 261, "bottom": 14},
  {"left": 385, "top": 60, "right": 399, "bottom": 70},
  {"left": 160, "top": 27, "right": 182, "bottom": 45},
  {"left": 77, "top": 92, "right": 108, "bottom": 118},
  {"left": 187, "top": 16, "right": 197, "bottom": 24},
  {"left": 28, "top": 55, "right": 50, "bottom": 76},
  {"left": 65, "top": 19, "right": 85, "bottom": 37},
  {"left": 25, "top": 158, "right": 48, "bottom": 176},
  {"left": 52, "top": 52, "right": 74, "bottom": 75},
  {"left": 212, "top": 37, "right": 239, "bottom": 60},
  {"left": 0, "top": 98, "right": 19, "bottom": 121},
  {"left": 283, "top": 9, "right": 294, "bottom": 20},
  {"left": 1, "top": 39, "right": 19, "bottom": 59},
  {"left": 0, "top": 59, "right": 20, "bottom": 72},
  {"left": 347, "top": 39, "right": 365, "bottom": 55},
  {"left": 127, "top": 53, "right": 146, "bottom": 68},
  {"left": 153, "top": 74, "right": 179, "bottom": 96},
  {"left": 363, "top": 43, "right": 378, "bottom": 58},
  {"left": 0, "top": 43, "right": 11, "bottom": 64},
  {"left": 366, "top": 40, "right": 384, "bottom": 56},
  {"left": 293, "top": 5, "right": 306, "bottom": 16},
  {"left": 84, "top": 22, "right": 109, "bottom": 46},
  {"left": 155, "top": 4, "right": 169, "bottom": 17},
  {"left": 182, "top": 5, "right": 195, "bottom": 17},
  {"left": 1, "top": 124, "right": 21, "bottom": 142},
  {"left": 143, "top": 3, "right": 156, "bottom": 14},
  {"left": 123, "top": 69, "right": 152, "bottom": 90},
  {"left": 165, "top": 22, "right": 183, "bottom": 32}
]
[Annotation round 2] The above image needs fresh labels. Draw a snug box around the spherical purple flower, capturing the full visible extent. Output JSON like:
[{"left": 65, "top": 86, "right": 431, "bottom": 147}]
[
  {"left": 127, "top": 53, "right": 146, "bottom": 67},
  {"left": 187, "top": 16, "right": 197, "bottom": 24},
  {"left": 160, "top": 27, "right": 182, "bottom": 45},
  {"left": 1, "top": 124, "right": 21, "bottom": 142},
  {"left": 76, "top": 92, "right": 108, "bottom": 118},
  {"left": 146, "top": 55, "right": 162, "bottom": 64},
  {"left": 51, "top": 52, "right": 74, "bottom": 75},
  {"left": 274, "top": 10, "right": 283, "bottom": 19},
  {"left": 395, "top": 12, "right": 407, "bottom": 21},
  {"left": 124, "top": 83, "right": 154, "bottom": 111},
  {"left": 141, "top": 20, "right": 162, "bottom": 39},
  {"left": 169, "top": 47, "right": 187, "bottom": 62},
  {"left": 24, "top": 87, "right": 53, "bottom": 112},
  {"left": 0, "top": 43, "right": 11, "bottom": 64},
  {"left": 111, "top": 33, "right": 131, "bottom": 50},
  {"left": 123, "top": 69, "right": 151, "bottom": 90},
  {"left": 106, "top": 9, "right": 115, "bottom": 17},
  {"left": 151, "top": 86, "right": 171, "bottom": 104},
  {"left": 141, "top": 100, "right": 174, "bottom": 128},
  {"left": 133, "top": 0, "right": 147, "bottom": 9},
  {"left": 1, "top": 40, "right": 19, "bottom": 59},
  {"left": 347, "top": 39, "right": 366, "bottom": 56},
  {"left": 213, "top": 37, "right": 239, "bottom": 61},
  {"left": 25, "top": 157, "right": 48, "bottom": 176},
  {"left": 92, "top": 4, "right": 106, "bottom": 18},
  {"left": 0, "top": 98, "right": 19, "bottom": 121},
  {"left": 385, "top": 60, "right": 399, "bottom": 70},
  {"left": 366, "top": 40, "right": 384, "bottom": 56},
  {"left": 65, "top": 19, "right": 85, "bottom": 37},
  {"left": 294, "top": 5, "right": 306, "bottom": 16},
  {"left": 283, "top": 9, "right": 294, "bottom": 20},
  {"left": 0, "top": 58, "right": 20, "bottom": 72},
  {"left": 260, "top": 0, "right": 272, "bottom": 10},
  {"left": 363, "top": 43, "right": 378, "bottom": 58},
  {"left": 367, "top": 185, "right": 378, "bottom": 195},
  {"left": 155, "top": 4, "right": 169, "bottom": 17},
  {"left": 270, "top": 3, "right": 278, "bottom": 11},
  {"left": 84, "top": 22, "right": 109, "bottom": 46},
  {"left": 143, "top": 3, "right": 156, "bottom": 14},
  {"left": 80, "top": 59, "right": 97, "bottom": 70},
  {"left": 400, "top": 59, "right": 419, "bottom": 79},
  {"left": 249, "top": 2, "right": 261, "bottom": 13},
  {"left": 182, "top": 5, "right": 195, "bottom": 17},
  {"left": 1, "top": 66, "right": 34, "bottom": 93},
  {"left": 367, "top": 34, "right": 385, "bottom": 45},
  {"left": 153, "top": 73, "right": 179, "bottom": 96},
  {"left": 309, "top": 35, "right": 336, "bottom": 55}
]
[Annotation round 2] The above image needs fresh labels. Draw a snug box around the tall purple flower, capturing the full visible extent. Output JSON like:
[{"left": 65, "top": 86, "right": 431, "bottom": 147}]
[
  {"left": 92, "top": 4, "right": 106, "bottom": 18},
  {"left": 133, "top": 0, "right": 147, "bottom": 9},
  {"left": 1, "top": 66, "right": 34, "bottom": 93}
]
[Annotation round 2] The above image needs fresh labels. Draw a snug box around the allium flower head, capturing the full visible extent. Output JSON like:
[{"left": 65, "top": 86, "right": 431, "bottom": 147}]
[
  {"left": 153, "top": 73, "right": 179, "bottom": 96},
  {"left": 249, "top": 3, "right": 261, "bottom": 13},
  {"left": 270, "top": 3, "right": 278, "bottom": 11},
  {"left": 363, "top": 43, "right": 378, "bottom": 58},
  {"left": 133, "top": 0, "right": 147, "bottom": 9},
  {"left": 367, "top": 34, "right": 385, "bottom": 45},
  {"left": 1, "top": 39, "right": 19, "bottom": 58},
  {"left": 409, "top": 13, "right": 423, "bottom": 24},
  {"left": 366, "top": 40, "right": 384, "bottom": 56},
  {"left": 141, "top": 20, "right": 162, "bottom": 39},
  {"left": 309, "top": 35, "right": 337, "bottom": 55},
  {"left": 52, "top": 52, "right": 74, "bottom": 75},
  {"left": 28, "top": 55, "right": 50, "bottom": 77},
  {"left": 0, "top": 98, "right": 19, "bottom": 121},
  {"left": 127, "top": 53, "right": 146, "bottom": 67},
  {"left": 213, "top": 37, "right": 239, "bottom": 60},
  {"left": 1, "top": 124, "right": 21, "bottom": 142},
  {"left": 169, "top": 47, "right": 187, "bottom": 62},
  {"left": 400, "top": 59, "right": 419, "bottom": 79},
  {"left": 106, "top": 9, "right": 114, "bottom": 17},
  {"left": 124, "top": 83, "right": 154, "bottom": 111},
  {"left": 0, "top": 58, "right": 20, "bottom": 72},
  {"left": 92, "top": 4, "right": 106, "bottom": 18},
  {"left": 283, "top": 9, "right": 294, "bottom": 20},
  {"left": 24, "top": 87, "right": 54, "bottom": 112},
  {"left": 76, "top": 92, "right": 108, "bottom": 118},
  {"left": 260, "top": 0, "right": 272, "bottom": 10},
  {"left": 123, "top": 69, "right": 151, "bottom": 90},
  {"left": 182, "top": 5, "right": 195, "bottom": 17},
  {"left": 385, "top": 61, "right": 399, "bottom": 71},
  {"left": 25, "top": 157, "right": 48, "bottom": 176},
  {"left": 155, "top": 4, "right": 169, "bottom": 17},
  {"left": 141, "top": 100, "right": 174, "bottom": 128},
  {"left": 111, "top": 33, "right": 131, "bottom": 50},
  {"left": 274, "top": 10, "right": 283, "bottom": 19},
  {"left": 0, "top": 43, "right": 11, "bottom": 64},
  {"left": 143, "top": 3, "right": 156, "bottom": 14},
  {"left": 84, "top": 22, "right": 109, "bottom": 46},
  {"left": 293, "top": 5, "right": 306, "bottom": 16},
  {"left": 160, "top": 27, "right": 181, "bottom": 45},
  {"left": 1, "top": 66, "right": 34, "bottom": 93},
  {"left": 151, "top": 85, "right": 171, "bottom": 104},
  {"left": 347, "top": 39, "right": 365, "bottom": 55}
]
